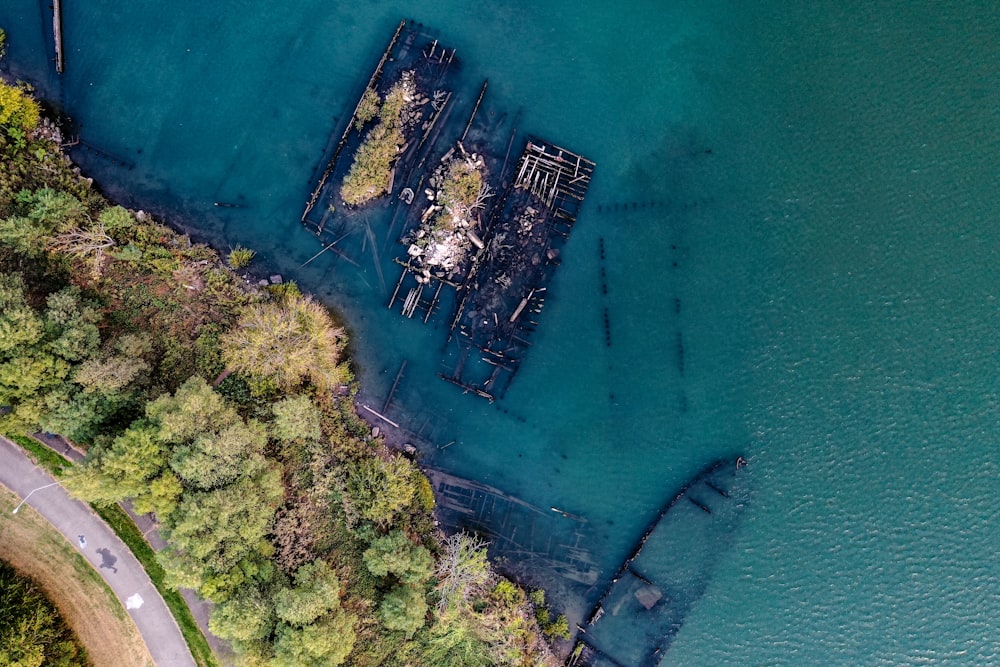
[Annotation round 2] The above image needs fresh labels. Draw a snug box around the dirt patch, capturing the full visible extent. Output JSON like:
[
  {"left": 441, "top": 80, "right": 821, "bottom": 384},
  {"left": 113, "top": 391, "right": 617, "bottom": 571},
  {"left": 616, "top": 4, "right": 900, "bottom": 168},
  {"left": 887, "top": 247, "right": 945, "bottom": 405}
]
[{"left": 0, "top": 488, "right": 154, "bottom": 667}]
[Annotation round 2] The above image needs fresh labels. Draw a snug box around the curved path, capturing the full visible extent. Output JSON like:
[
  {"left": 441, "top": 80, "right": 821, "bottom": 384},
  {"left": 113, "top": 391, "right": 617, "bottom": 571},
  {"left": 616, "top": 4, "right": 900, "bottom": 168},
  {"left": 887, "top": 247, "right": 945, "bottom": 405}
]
[{"left": 0, "top": 435, "right": 196, "bottom": 667}]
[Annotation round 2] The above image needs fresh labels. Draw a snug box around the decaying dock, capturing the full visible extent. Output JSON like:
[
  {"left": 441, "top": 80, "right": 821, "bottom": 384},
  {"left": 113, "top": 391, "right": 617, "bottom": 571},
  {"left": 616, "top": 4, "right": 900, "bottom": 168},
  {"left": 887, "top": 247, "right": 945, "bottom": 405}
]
[
  {"left": 425, "top": 467, "right": 601, "bottom": 588},
  {"left": 388, "top": 128, "right": 596, "bottom": 401},
  {"left": 297, "top": 19, "right": 595, "bottom": 403},
  {"left": 300, "top": 20, "right": 460, "bottom": 235},
  {"left": 438, "top": 140, "right": 595, "bottom": 400}
]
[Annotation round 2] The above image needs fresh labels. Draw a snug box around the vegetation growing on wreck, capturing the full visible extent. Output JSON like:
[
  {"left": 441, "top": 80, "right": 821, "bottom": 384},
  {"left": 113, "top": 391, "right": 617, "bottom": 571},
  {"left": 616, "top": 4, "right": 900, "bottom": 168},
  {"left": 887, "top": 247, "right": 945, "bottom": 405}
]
[
  {"left": 404, "top": 151, "right": 492, "bottom": 280},
  {"left": 340, "top": 74, "right": 416, "bottom": 207},
  {"left": 0, "top": 70, "right": 562, "bottom": 666}
]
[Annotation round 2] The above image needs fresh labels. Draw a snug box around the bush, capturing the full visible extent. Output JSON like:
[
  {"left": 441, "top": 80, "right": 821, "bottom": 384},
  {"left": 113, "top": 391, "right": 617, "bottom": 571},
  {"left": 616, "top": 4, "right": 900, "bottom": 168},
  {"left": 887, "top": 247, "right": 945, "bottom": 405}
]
[
  {"left": 379, "top": 584, "right": 427, "bottom": 637},
  {"left": 354, "top": 88, "right": 380, "bottom": 131},
  {"left": 227, "top": 245, "right": 255, "bottom": 269}
]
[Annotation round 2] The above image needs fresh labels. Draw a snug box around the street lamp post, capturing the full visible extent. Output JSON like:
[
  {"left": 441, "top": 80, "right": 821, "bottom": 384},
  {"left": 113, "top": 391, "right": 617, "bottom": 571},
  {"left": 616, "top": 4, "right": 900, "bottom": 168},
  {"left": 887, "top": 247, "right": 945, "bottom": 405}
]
[{"left": 12, "top": 482, "right": 59, "bottom": 514}]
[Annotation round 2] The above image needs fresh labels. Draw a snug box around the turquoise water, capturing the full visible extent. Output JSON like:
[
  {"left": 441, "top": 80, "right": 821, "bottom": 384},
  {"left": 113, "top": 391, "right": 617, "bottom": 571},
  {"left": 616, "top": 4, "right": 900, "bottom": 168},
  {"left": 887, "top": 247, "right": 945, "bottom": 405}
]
[{"left": 3, "top": 1, "right": 999, "bottom": 664}]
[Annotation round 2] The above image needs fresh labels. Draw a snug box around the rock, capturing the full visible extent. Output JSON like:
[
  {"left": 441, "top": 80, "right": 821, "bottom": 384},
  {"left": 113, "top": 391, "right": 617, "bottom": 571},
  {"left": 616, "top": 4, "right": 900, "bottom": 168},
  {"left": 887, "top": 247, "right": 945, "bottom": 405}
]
[
  {"left": 372, "top": 426, "right": 381, "bottom": 438},
  {"left": 407, "top": 244, "right": 424, "bottom": 257},
  {"left": 270, "top": 274, "right": 283, "bottom": 284},
  {"left": 403, "top": 443, "right": 417, "bottom": 455},
  {"left": 258, "top": 279, "right": 270, "bottom": 287},
  {"left": 634, "top": 585, "right": 663, "bottom": 610}
]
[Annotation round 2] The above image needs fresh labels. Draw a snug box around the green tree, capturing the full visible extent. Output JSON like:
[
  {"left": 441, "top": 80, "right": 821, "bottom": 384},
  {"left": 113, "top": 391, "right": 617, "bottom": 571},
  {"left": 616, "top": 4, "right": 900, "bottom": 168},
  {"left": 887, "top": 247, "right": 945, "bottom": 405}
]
[
  {"left": 274, "top": 560, "right": 342, "bottom": 627},
  {"left": 379, "top": 584, "right": 427, "bottom": 637},
  {"left": 271, "top": 395, "right": 322, "bottom": 443},
  {"left": 147, "top": 377, "right": 268, "bottom": 489},
  {"left": 363, "top": 530, "right": 433, "bottom": 585},
  {"left": 0, "top": 81, "right": 40, "bottom": 132},
  {"left": 159, "top": 468, "right": 282, "bottom": 597},
  {"left": 0, "top": 277, "right": 102, "bottom": 433},
  {"left": 345, "top": 456, "right": 420, "bottom": 529},
  {"left": 418, "top": 616, "right": 491, "bottom": 667},
  {"left": 0, "top": 273, "right": 43, "bottom": 356},
  {"left": 220, "top": 295, "right": 348, "bottom": 392},
  {"left": 208, "top": 584, "right": 276, "bottom": 644},
  {"left": 73, "top": 354, "right": 148, "bottom": 394},
  {"left": 271, "top": 611, "right": 357, "bottom": 667},
  {"left": 0, "top": 560, "right": 87, "bottom": 667}
]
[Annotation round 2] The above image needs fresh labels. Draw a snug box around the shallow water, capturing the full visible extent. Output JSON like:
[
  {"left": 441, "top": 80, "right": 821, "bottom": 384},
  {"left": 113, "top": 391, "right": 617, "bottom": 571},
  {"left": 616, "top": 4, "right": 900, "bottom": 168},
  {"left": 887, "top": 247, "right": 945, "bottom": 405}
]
[{"left": 3, "top": 1, "right": 999, "bottom": 664}]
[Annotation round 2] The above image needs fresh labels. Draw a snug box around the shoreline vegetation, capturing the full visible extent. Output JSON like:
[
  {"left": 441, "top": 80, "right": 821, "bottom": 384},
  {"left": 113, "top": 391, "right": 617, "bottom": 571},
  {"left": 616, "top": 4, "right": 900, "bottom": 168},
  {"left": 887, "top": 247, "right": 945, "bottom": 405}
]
[{"left": 0, "top": 50, "right": 566, "bottom": 667}]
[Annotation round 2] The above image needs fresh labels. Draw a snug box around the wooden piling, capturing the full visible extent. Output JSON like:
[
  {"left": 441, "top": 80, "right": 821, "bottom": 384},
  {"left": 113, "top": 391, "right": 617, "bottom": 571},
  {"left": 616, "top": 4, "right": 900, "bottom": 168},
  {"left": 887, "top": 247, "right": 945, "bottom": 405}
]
[
  {"left": 52, "top": 0, "right": 64, "bottom": 73},
  {"left": 360, "top": 403, "right": 400, "bottom": 428},
  {"left": 461, "top": 79, "right": 489, "bottom": 143},
  {"left": 383, "top": 360, "right": 407, "bottom": 412}
]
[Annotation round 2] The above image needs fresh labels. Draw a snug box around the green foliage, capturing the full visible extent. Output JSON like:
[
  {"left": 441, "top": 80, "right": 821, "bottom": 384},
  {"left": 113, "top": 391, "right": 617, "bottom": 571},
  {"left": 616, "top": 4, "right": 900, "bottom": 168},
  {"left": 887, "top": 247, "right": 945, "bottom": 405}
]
[
  {"left": 527, "top": 587, "right": 569, "bottom": 640},
  {"left": 0, "top": 81, "right": 40, "bottom": 132},
  {"left": 363, "top": 530, "right": 434, "bottom": 585},
  {"left": 160, "top": 469, "right": 282, "bottom": 598},
  {"left": 271, "top": 610, "right": 357, "bottom": 667},
  {"left": 220, "top": 295, "right": 348, "bottom": 392},
  {"left": 274, "top": 560, "right": 342, "bottom": 627},
  {"left": 0, "top": 275, "right": 103, "bottom": 435},
  {"left": 208, "top": 584, "right": 276, "bottom": 644},
  {"left": 0, "top": 273, "right": 43, "bottom": 355},
  {"left": 0, "top": 560, "right": 87, "bottom": 667},
  {"left": 439, "top": 160, "right": 484, "bottom": 217},
  {"left": 417, "top": 616, "right": 491, "bottom": 667},
  {"left": 340, "top": 77, "right": 413, "bottom": 206},
  {"left": 97, "top": 205, "right": 135, "bottom": 239},
  {"left": 379, "top": 584, "right": 427, "bottom": 637},
  {"left": 345, "top": 456, "right": 421, "bottom": 529},
  {"left": 354, "top": 87, "right": 380, "bottom": 131},
  {"left": 271, "top": 395, "right": 322, "bottom": 443},
  {"left": 492, "top": 579, "right": 520, "bottom": 606},
  {"left": 227, "top": 245, "right": 255, "bottom": 269},
  {"left": 149, "top": 377, "right": 268, "bottom": 490}
]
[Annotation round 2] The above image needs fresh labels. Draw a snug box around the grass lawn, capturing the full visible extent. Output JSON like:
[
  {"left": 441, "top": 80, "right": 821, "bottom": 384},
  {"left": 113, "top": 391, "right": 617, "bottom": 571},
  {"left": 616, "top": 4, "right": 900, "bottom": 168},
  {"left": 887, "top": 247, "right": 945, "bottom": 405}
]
[
  {"left": 0, "top": 486, "right": 155, "bottom": 667},
  {"left": 7, "top": 432, "right": 219, "bottom": 667}
]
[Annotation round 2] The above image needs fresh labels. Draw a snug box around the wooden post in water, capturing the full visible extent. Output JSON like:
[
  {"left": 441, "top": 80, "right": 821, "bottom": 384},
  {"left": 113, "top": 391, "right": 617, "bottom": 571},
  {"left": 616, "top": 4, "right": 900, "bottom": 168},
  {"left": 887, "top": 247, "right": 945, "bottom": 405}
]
[
  {"left": 52, "top": 0, "right": 64, "bottom": 74},
  {"left": 461, "top": 80, "right": 488, "bottom": 143}
]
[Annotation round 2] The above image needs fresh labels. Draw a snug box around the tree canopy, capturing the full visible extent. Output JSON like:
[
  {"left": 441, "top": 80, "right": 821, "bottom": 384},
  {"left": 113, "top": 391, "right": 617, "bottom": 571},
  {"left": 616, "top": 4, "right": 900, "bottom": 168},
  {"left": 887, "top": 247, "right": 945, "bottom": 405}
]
[{"left": 220, "top": 295, "right": 348, "bottom": 392}]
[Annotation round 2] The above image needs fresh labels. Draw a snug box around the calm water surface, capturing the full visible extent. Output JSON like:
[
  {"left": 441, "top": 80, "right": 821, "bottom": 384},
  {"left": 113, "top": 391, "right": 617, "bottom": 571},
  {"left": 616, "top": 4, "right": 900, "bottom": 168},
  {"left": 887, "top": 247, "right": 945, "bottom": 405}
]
[{"left": 2, "top": 1, "right": 998, "bottom": 664}]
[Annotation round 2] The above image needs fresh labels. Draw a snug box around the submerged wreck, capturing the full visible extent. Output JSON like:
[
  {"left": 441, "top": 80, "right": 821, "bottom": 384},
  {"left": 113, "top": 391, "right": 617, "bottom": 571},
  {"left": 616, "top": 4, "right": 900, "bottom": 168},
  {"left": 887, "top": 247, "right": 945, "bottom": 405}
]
[
  {"left": 299, "top": 19, "right": 595, "bottom": 403},
  {"left": 389, "top": 131, "right": 595, "bottom": 402},
  {"left": 568, "top": 458, "right": 749, "bottom": 667}
]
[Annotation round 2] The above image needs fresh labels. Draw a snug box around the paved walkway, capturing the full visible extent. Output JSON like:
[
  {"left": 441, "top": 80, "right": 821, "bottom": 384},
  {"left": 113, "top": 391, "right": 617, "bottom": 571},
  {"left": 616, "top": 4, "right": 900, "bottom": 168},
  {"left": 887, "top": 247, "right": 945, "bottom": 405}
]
[{"left": 0, "top": 435, "right": 196, "bottom": 667}]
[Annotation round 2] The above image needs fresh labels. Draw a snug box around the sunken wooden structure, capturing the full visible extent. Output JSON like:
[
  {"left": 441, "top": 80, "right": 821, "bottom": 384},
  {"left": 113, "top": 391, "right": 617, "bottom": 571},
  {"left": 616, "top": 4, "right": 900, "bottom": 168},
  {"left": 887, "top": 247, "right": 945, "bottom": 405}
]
[
  {"left": 567, "top": 458, "right": 749, "bottom": 667},
  {"left": 425, "top": 467, "right": 601, "bottom": 587},
  {"left": 298, "top": 20, "right": 595, "bottom": 403},
  {"left": 301, "top": 20, "right": 460, "bottom": 235},
  {"left": 390, "top": 136, "right": 595, "bottom": 401}
]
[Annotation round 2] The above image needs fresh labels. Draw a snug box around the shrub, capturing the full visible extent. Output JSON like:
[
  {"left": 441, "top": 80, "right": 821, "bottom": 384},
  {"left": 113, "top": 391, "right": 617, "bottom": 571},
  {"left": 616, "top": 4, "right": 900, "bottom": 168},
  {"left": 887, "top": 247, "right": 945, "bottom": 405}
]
[
  {"left": 227, "top": 245, "right": 255, "bottom": 269},
  {"left": 354, "top": 88, "right": 380, "bottom": 131}
]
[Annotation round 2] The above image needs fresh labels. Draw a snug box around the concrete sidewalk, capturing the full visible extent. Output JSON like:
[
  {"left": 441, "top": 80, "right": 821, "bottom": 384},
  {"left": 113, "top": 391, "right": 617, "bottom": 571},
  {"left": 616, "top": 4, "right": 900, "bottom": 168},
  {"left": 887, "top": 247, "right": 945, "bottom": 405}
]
[{"left": 0, "top": 435, "right": 196, "bottom": 667}]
